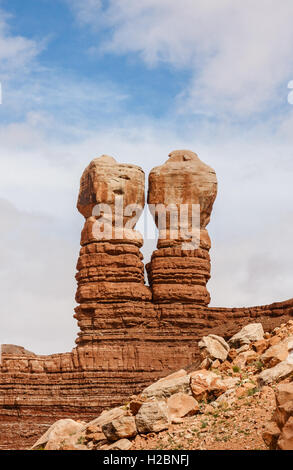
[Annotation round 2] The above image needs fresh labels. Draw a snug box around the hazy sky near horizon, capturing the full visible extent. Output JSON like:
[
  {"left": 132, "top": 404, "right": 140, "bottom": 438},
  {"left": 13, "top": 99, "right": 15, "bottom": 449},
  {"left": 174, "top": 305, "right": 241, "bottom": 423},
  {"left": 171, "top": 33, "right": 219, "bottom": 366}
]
[{"left": 0, "top": 0, "right": 293, "bottom": 354}]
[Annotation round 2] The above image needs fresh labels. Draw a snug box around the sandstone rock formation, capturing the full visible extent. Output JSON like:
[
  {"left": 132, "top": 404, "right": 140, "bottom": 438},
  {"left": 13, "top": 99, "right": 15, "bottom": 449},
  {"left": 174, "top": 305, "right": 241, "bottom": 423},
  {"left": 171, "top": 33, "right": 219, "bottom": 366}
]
[
  {"left": 30, "top": 319, "right": 293, "bottom": 451},
  {"left": 1, "top": 344, "right": 36, "bottom": 356},
  {"left": 0, "top": 151, "right": 292, "bottom": 450},
  {"left": 147, "top": 150, "right": 217, "bottom": 304},
  {"left": 74, "top": 154, "right": 151, "bottom": 346}
]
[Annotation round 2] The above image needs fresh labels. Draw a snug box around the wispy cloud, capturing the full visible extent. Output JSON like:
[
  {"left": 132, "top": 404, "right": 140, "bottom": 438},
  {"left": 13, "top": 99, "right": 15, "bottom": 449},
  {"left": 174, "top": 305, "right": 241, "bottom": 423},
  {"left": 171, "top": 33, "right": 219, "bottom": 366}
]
[
  {"left": 66, "top": 0, "right": 293, "bottom": 117},
  {"left": 0, "top": 1, "right": 293, "bottom": 353},
  {"left": 66, "top": 0, "right": 103, "bottom": 27},
  {"left": 0, "top": 198, "right": 79, "bottom": 354},
  {"left": 0, "top": 7, "right": 39, "bottom": 76}
]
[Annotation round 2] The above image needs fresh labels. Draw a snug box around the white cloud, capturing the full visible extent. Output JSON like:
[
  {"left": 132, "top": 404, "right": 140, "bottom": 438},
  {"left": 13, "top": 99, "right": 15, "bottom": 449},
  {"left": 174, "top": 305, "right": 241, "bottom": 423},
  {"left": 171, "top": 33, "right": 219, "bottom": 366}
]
[
  {"left": 0, "top": 6, "right": 128, "bottom": 123},
  {"left": 68, "top": 0, "right": 293, "bottom": 116},
  {"left": 0, "top": 199, "right": 79, "bottom": 355},
  {"left": 1, "top": 1, "right": 293, "bottom": 354},
  {"left": 0, "top": 8, "right": 39, "bottom": 75},
  {"left": 1, "top": 112, "right": 293, "bottom": 311},
  {"left": 1, "top": 66, "right": 129, "bottom": 125},
  {"left": 66, "top": 0, "right": 103, "bottom": 26},
  {"left": 209, "top": 216, "right": 293, "bottom": 307}
]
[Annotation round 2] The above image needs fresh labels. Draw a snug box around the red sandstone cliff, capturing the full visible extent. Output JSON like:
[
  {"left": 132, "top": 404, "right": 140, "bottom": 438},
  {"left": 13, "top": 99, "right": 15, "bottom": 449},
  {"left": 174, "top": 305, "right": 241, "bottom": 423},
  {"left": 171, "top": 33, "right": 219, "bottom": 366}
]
[{"left": 0, "top": 150, "right": 292, "bottom": 450}]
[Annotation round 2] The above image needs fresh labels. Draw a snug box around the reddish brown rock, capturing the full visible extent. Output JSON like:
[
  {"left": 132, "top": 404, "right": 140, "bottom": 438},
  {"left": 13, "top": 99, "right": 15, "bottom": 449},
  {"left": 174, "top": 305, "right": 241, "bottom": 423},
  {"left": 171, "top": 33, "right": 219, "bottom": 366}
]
[
  {"left": 263, "top": 421, "right": 281, "bottom": 449},
  {"left": 261, "top": 336, "right": 293, "bottom": 368},
  {"left": 190, "top": 369, "right": 227, "bottom": 401},
  {"left": 77, "top": 154, "right": 145, "bottom": 220},
  {"left": 102, "top": 415, "right": 137, "bottom": 441},
  {"left": 167, "top": 392, "right": 199, "bottom": 419},
  {"left": 0, "top": 152, "right": 293, "bottom": 450},
  {"left": 147, "top": 150, "right": 217, "bottom": 304},
  {"left": 75, "top": 155, "right": 151, "bottom": 345},
  {"left": 264, "top": 382, "right": 293, "bottom": 450},
  {"left": 0, "top": 345, "right": 36, "bottom": 357}
]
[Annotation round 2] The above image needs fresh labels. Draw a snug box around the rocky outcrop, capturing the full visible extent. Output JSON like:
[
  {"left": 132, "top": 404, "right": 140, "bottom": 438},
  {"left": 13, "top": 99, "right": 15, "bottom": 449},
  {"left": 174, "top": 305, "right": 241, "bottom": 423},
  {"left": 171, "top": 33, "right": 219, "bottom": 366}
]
[
  {"left": 30, "top": 320, "right": 293, "bottom": 451},
  {"left": 0, "top": 151, "right": 292, "bottom": 450},
  {"left": 0, "top": 345, "right": 36, "bottom": 356},
  {"left": 75, "top": 154, "right": 151, "bottom": 346},
  {"left": 264, "top": 383, "right": 293, "bottom": 449},
  {"left": 146, "top": 150, "right": 217, "bottom": 305}
]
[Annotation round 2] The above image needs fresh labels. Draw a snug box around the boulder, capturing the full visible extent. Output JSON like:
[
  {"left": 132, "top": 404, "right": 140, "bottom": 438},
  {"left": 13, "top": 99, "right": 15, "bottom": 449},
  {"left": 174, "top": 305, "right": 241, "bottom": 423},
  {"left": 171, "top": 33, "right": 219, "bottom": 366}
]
[
  {"left": 102, "top": 415, "right": 137, "bottom": 442},
  {"left": 262, "top": 421, "right": 281, "bottom": 449},
  {"left": 278, "top": 416, "right": 293, "bottom": 450},
  {"left": 167, "top": 392, "right": 199, "bottom": 419},
  {"left": 261, "top": 336, "right": 293, "bottom": 368},
  {"left": 264, "top": 382, "right": 293, "bottom": 450},
  {"left": 157, "top": 369, "right": 187, "bottom": 383},
  {"left": 31, "top": 419, "right": 83, "bottom": 450},
  {"left": 100, "top": 438, "right": 132, "bottom": 450},
  {"left": 141, "top": 374, "right": 191, "bottom": 399},
  {"left": 200, "top": 357, "right": 213, "bottom": 369},
  {"left": 198, "top": 334, "right": 230, "bottom": 362},
  {"left": 252, "top": 339, "right": 268, "bottom": 354},
  {"left": 269, "top": 335, "right": 282, "bottom": 347},
  {"left": 85, "top": 431, "right": 106, "bottom": 444},
  {"left": 257, "top": 361, "right": 293, "bottom": 387},
  {"left": 235, "top": 344, "right": 250, "bottom": 354},
  {"left": 228, "top": 323, "right": 264, "bottom": 348},
  {"left": 274, "top": 383, "right": 293, "bottom": 429},
  {"left": 232, "top": 350, "right": 259, "bottom": 369},
  {"left": 190, "top": 369, "right": 227, "bottom": 401},
  {"left": 129, "top": 398, "right": 144, "bottom": 416},
  {"left": 235, "top": 383, "right": 257, "bottom": 398},
  {"left": 82, "top": 407, "right": 128, "bottom": 431},
  {"left": 135, "top": 400, "right": 169, "bottom": 433}
]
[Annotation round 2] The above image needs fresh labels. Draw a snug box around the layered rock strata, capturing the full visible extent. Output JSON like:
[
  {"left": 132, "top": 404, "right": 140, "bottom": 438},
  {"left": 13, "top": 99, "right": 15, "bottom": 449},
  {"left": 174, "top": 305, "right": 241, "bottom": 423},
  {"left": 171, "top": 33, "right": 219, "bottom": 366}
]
[
  {"left": 146, "top": 150, "right": 217, "bottom": 304},
  {"left": 0, "top": 151, "right": 292, "bottom": 450},
  {"left": 74, "top": 155, "right": 151, "bottom": 345}
]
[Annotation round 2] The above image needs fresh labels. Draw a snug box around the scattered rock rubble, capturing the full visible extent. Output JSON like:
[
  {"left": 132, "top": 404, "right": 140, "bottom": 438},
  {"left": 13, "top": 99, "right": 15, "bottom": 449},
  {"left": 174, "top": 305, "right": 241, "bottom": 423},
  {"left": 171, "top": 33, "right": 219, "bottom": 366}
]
[{"left": 31, "top": 320, "right": 293, "bottom": 451}]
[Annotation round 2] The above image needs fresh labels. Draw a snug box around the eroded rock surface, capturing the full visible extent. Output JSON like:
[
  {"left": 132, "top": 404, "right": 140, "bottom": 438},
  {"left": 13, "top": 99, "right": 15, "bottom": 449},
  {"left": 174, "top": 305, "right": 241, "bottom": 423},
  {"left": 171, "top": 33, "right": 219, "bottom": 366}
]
[
  {"left": 75, "top": 155, "right": 151, "bottom": 346},
  {"left": 0, "top": 152, "right": 292, "bottom": 450},
  {"left": 264, "top": 382, "right": 293, "bottom": 449},
  {"left": 29, "top": 319, "right": 293, "bottom": 451},
  {"left": 147, "top": 150, "right": 217, "bottom": 305}
]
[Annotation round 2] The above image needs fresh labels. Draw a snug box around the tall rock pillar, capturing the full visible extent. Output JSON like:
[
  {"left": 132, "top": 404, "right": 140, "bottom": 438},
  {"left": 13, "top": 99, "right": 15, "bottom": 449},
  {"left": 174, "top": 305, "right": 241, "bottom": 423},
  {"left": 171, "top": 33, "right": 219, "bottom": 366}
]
[
  {"left": 146, "top": 150, "right": 217, "bottom": 305},
  {"left": 74, "top": 155, "right": 151, "bottom": 346}
]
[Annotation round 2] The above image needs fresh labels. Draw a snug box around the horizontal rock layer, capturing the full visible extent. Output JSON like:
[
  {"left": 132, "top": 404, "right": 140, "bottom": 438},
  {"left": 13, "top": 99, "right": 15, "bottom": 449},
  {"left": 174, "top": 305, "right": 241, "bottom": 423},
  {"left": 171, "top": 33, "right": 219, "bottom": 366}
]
[
  {"left": 146, "top": 150, "right": 217, "bottom": 305},
  {"left": 146, "top": 230, "right": 211, "bottom": 304},
  {"left": 1, "top": 298, "right": 292, "bottom": 449},
  {"left": 1, "top": 152, "right": 291, "bottom": 450}
]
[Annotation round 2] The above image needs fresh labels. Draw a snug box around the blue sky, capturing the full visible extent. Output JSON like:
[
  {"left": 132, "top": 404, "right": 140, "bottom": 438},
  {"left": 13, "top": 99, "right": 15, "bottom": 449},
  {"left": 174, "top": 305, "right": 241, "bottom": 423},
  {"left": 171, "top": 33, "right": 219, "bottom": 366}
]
[
  {"left": 0, "top": 0, "right": 192, "bottom": 125},
  {"left": 0, "top": 0, "right": 293, "bottom": 354}
]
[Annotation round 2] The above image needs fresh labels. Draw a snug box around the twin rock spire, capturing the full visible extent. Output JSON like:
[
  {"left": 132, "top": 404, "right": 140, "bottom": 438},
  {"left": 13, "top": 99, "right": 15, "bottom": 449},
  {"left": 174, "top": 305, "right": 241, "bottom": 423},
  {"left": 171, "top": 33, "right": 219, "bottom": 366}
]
[{"left": 75, "top": 150, "right": 217, "bottom": 345}]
